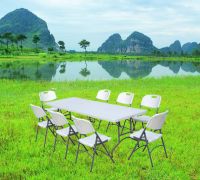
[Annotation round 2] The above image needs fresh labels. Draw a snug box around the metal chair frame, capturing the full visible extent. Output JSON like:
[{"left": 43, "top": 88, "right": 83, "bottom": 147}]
[
  {"left": 75, "top": 132, "right": 114, "bottom": 172},
  {"left": 128, "top": 111, "right": 168, "bottom": 167}
]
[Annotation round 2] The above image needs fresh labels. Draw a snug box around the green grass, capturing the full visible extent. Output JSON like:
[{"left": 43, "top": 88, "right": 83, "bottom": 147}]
[
  {"left": 0, "top": 77, "right": 200, "bottom": 179},
  {"left": 0, "top": 53, "right": 200, "bottom": 63}
]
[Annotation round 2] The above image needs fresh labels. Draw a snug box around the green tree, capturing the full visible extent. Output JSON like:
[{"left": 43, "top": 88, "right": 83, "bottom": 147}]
[
  {"left": 48, "top": 47, "right": 54, "bottom": 54},
  {"left": 79, "top": 39, "right": 90, "bottom": 56},
  {"left": 168, "top": 51, "right": 172, "bottom": 57},
  {"left": 0, "top": 34, "right": 4, "bottom": 47},
  {"left": 9, "top": 34, "right": 16, "bottom": 48},
  {"left": 2, "top": 32, "right": 12, "bottom": 49},
  {"left": 32, "top": 35, "right": 40, "bottom": 50},
  {"left": 192, "top": 49, "right": 200, "bottom": 56},
  {"left": 17, "top": 34, "right": 27, "bottom": 52},
  {"left": 152, "top": 49, "right": 161, "bottom": 56},
  {"left": 58, "top": 41, "right": 65, "bottom": 53},
  {"left": 13, "top": 35, "right": 19, "bottom": 50}
]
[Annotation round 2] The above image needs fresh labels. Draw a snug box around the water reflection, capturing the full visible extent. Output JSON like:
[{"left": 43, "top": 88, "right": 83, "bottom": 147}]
[
  {"left": 59, "top": 63, "right": 66, "bottom": 74},
  {"left": 98, "top": 61, "right": 157, "bottom": 78},
  {"left": 0, "top": 60, "right": 200, "bottom": 81},
  {"left": 0, "top": 61, "right": 57, "bottom": 80},
  {"left": 79, "top": 60, "right": 91, "bottom": 77}
]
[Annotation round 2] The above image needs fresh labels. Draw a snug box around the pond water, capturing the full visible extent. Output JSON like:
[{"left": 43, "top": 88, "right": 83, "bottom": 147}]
[{"left": 0, "top": 60, "right": 200, "bottom": 81}]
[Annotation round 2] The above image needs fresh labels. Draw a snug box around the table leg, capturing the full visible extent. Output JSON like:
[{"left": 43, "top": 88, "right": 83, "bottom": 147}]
[
  {"left": 117, "top": 122, "right": 120, "bottom": 143},
  {"left": 111, "top": 119, "right": 134, "bottom": 156},
  {"left": 130, "top": 118, "right": 133, "bottom": 133}
]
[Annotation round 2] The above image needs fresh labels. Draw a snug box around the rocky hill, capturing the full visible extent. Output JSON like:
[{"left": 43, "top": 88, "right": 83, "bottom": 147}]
[
  {"left": 97, "top": 33, "right": 122, "bottom": 53},
  {"left": 98, "top": 32, "right": 200, "bottom": 55},
  {"left": 160, "top": 40, "right": 182, "bottom": 54},
  {"left": 0, "top": 8, "right": 57, "bottom": 49},
  {"left": 160, "top": 40, "right": 200, "bottom": 55},
  {"left": 182, "top": 42, "right": 200, "bottom": 54},
  {"left": 98, "top": 31, "right": 156, "bottom": 55}
]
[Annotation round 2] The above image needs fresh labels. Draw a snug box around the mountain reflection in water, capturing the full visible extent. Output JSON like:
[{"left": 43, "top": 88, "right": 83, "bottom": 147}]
[{"left": 0, "top": 60, "right": 199, "bottom": 81}]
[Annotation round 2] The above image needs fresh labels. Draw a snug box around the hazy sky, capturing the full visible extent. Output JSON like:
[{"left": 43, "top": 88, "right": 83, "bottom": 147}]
[{"left": 1, "top": 0, "right": 200, "bottom": 51}]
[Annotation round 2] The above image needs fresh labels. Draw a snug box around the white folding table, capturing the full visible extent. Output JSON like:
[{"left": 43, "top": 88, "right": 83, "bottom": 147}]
[{"left": 47, "top": 97, "right": 146, "bottom": 144}]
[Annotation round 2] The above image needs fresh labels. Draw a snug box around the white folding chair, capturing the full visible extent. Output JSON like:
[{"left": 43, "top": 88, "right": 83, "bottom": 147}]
[
  {"left": 30, "top": 104, "right": 54, "bottom": 147},
  {"left": 106, "top": 92, "right": 134, "bottom": 132},
  {"left": 96, "top": 89, "right": 111, "bottom": 129},
  {"left": 128, "top": 111, "right": 168, "bottom": 167},
  {"left": 39, "top": 90, "right": 58, "bottom": 111},
  {"left": 48, "top": 111, "right": 78, "bottom": 158},
  {"left": 134, "top": 95, "right": 161, "bottom": 127},
  {"left": 73, "top": 116, "right": 114, "bottom": 172},
  {"left": 116, "top": 92, "right": 134, "bottom": 106},
  {"left": 96, "top": 89, "right": 111, "bottom": 102}
]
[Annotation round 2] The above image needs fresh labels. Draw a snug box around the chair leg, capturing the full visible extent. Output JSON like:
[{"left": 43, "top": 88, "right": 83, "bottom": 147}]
[
  {"left": 98, "top": 120, "right": 102, "bottom": 129},
  {"left": 44, "top": 127, "right": 49, "bottom": 148},
  {"left": 75, "top": 142, "right": 81, "bottom": 163},
  {"left": 142, "top": 145, "right": 147, "bottom": 152},
  {"left": 142, "top": 122, "right": 145, "bottom": 128},
  {"left": 53, "top": 134, "right": 57, "bottom": 152},
  {"left": 146, "top": 144, "right": 153, "bottom": 167},
  {"left": 35, "top": 126, "right": 39, "bottom": 142},
  {"left": 106, "top": 122, "right": 110, "bottom": 132},
  {"left": 101, "top": 143, "right": 114, "bottom": 163},
  {"left": 161, "top": 137, "right": 168, "bottom": 158},
  {"left": 128, "top": 141, "right": 139, "bottom": 160},
  {"left": 90, "top": 147, "right": 96, "bottom": 172},
  {"left": 65, "top": 137, "right": 70, "bottom": 159},
  {"left": 69, "top": 136, "right": 75, "bottom": 145}
]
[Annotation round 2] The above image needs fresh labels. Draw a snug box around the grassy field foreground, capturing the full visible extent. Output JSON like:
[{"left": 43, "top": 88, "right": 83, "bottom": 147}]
[{"left": 0, "top": 77, "right": 200, "bottom": 179}]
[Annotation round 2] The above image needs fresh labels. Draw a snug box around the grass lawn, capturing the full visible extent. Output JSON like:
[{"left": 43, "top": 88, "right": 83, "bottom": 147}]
[
  {"left": 0, "top": 76, "right": 200, "bottom": 179},
  {"left": 0, "top": 53, "right": 200, "bottom": 63}
]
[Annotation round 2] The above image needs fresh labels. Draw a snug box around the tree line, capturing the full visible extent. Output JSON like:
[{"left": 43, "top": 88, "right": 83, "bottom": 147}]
[
  {"left": 1, "top": 32, "right": 200, "bottom": 56},
  {"left": 0, "top": 32, "right": 91, "bottom": 55},
  {"left": 0, "top": 32, "right": 40, "bottom": 53},
  {"left": 152, "top": 49, "right": 200, "bottom": 57}
]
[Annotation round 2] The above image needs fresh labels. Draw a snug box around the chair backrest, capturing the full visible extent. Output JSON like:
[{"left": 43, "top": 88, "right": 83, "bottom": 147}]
[
  {"left": 48, "top": 110, "right": 68, "bottom": 126},
  {"left": 72, "top": 116, "right": 95, "bottom": 135},
  {"left": 96, "top": 89, "right": 111, "bottom": 102},
  {"left": 146, "top": 111, "right": 168, "bottom": 130},
  {"left": 30, "top": 104, "right": 46, "bottom": 119},
  {"left": 116, "top": 92, "right": 134, "bottom": 106},
  {"left": 141, "top": 95, "right": 161, "bottom": 109},
  {"left": 39, "top": 91, "right": 57, "bottom": 102}
]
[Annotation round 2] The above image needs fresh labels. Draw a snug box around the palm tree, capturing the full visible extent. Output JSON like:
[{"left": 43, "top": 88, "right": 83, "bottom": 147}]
[
  {"left": 17, "top": 34, "right": 27, "bottom": 52},
  {"left": 58, "top": 41, "right": 65, "bottom": 53},
  {"left": 9, "top": 34, "right": 16, "bottom": 48},
  {"left": 13, "top": 36, "right": 19, "bottom": 50},
  {"left": 0, "top": 34, "right": 4, "bottom": 48},
  {"left": 32, "top": 35, "right": 40, "bottom": 50},
  {"left": 79, "top": 39, "right": 90, "bottom": 56},
  {"left": 2, "top": 32, "right": 12, "bottom": 49}
]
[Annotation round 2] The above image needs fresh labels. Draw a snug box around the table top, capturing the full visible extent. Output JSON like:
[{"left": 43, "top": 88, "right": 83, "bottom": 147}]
[{"left": 47, "top": 97, "right": 146, "bottom": 123}]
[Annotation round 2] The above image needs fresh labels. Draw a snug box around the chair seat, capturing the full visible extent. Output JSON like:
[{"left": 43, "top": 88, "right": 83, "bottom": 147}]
[
  {"left": 56, "top": 125, "right": 77, "bottom": 137},
  {"left": 134, "top": 115, "right": 151, "bottom": 123},
  {"left": 38, "top": 121, "right": 48, "bottom": 128},
  {"left": 79, "top": 133, "right": 111, "bottom": 147},
  {"left": 130, "top": 129, "right": 162, "bottom": 143}
]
